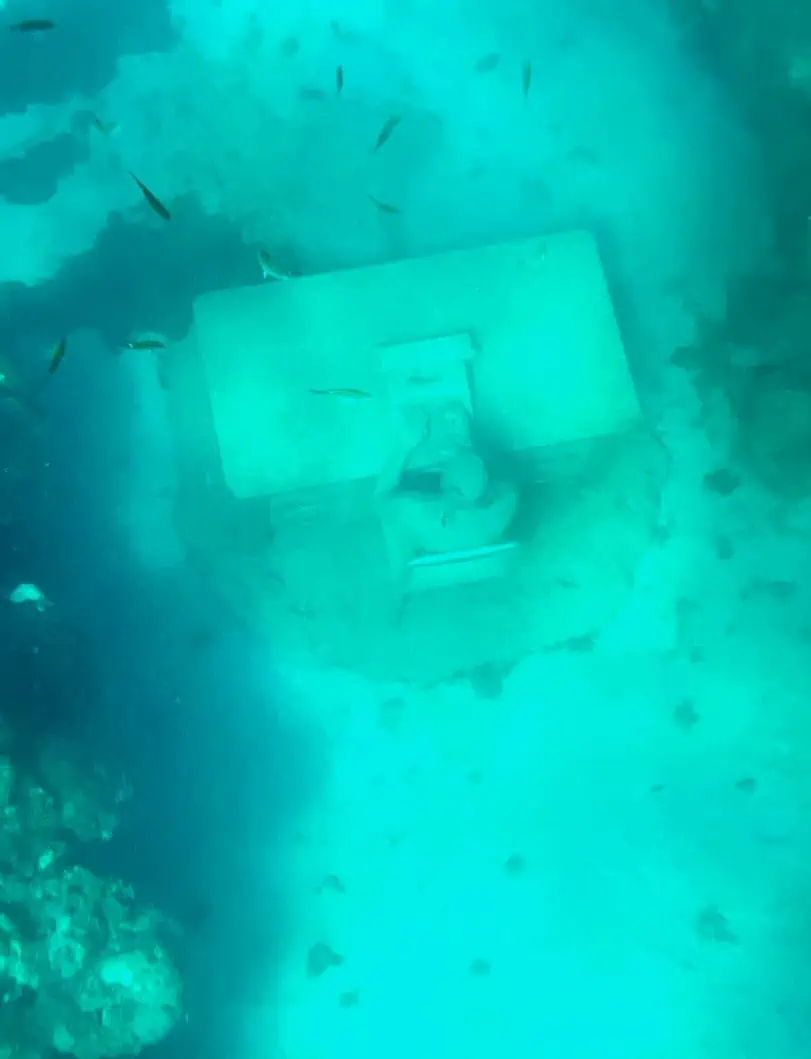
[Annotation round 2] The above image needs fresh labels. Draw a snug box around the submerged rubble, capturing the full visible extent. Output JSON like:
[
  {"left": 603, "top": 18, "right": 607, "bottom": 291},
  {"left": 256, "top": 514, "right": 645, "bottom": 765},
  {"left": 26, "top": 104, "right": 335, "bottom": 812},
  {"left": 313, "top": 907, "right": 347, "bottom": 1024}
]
[{"left": 0, "top": 724, "right": 183, "bottom": 1059}]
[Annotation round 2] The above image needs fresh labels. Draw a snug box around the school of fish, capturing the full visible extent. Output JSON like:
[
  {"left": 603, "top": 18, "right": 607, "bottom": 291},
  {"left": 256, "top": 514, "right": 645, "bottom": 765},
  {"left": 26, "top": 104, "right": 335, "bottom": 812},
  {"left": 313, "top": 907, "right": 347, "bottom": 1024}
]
[{"left": 4, "top": 13, "right": 532, "bottom": 396}]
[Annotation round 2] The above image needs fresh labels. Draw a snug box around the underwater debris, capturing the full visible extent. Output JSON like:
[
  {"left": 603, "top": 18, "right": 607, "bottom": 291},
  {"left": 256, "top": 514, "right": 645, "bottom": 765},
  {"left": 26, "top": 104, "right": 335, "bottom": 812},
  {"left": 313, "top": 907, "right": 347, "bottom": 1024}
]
[
  {"left": 374, "top": 115, "right": 401, "bottom": 152},
  {"left": 307, "top": 942, "right": 344, "bottom": 978}
]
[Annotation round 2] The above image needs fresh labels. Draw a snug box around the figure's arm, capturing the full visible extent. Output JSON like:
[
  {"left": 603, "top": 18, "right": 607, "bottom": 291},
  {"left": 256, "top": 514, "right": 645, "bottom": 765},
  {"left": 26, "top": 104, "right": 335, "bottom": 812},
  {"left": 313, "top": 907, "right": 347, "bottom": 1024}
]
[{"left": 375, "top": 442, "right": 411, "bottom": 498}]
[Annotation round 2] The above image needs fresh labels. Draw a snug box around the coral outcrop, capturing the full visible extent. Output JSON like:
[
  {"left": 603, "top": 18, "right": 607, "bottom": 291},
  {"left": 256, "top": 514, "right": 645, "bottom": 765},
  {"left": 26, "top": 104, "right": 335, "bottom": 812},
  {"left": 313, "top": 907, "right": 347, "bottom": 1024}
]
[{"left": 0, "top": 725, "right": 183, "bottom": 1059}]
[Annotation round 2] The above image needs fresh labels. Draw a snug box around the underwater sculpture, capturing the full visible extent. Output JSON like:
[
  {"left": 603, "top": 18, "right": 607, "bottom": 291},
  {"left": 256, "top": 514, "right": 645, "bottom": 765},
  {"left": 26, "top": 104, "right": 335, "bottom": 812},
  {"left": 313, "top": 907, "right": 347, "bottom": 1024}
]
[
  {"left": 376, "top": 399, "right": 519, "bottom": 558},
  {"left": 0, "top": 725, "right": 183, "bottom": 1059}
]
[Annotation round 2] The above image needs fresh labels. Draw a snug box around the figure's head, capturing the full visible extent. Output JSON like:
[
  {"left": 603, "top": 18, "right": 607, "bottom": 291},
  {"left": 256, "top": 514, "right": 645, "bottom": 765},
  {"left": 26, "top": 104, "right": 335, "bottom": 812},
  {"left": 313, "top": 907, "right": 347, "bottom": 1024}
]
[
  {"left": 442, "top": 449, "right": 488, "bottom": 501},
  {"left": 430, "top": 400, "right": 471, "bottom": 448}
]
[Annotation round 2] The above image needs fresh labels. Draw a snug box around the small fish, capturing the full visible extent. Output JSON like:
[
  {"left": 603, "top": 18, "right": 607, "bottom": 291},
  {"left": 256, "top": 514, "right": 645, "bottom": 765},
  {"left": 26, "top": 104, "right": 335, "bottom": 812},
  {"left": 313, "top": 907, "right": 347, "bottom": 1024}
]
[
  {"left": 299, "top": 87, "right": 326, "bottom": 102},
  {"left": 336, "top": 64, "right": 344, "bottom": 94},
  {"left": 257, "top": 249, "right": 290, "bottom": 281},
  {"left": 48, "top": 337, "right": 66, "bottom": 375},
  {"left": 522, "top": 60, "right": 532, "bottom": 98},
  {"left": 129, "top": 172, "right": 171, "bottom": 221},
  {"left": 91, "top": 115, "right": 118, "bottom": 136},
  {"left": 124, "top": 337, "right": 166, "bottom": 351},
  {"left": 475, "top": 53, "right": 501, "bottom": 73},
  {"left": 9, "top": 19, "right": 54, "bottom": 32},
  {"left": 374, "top": 116, "right": 401, "bottom": 152},
  {"left": 309, "top": 388, "right": 372, "bottom": 399},
  {"left": 368, "top": 193, "right": 400, "bottom": 214}
]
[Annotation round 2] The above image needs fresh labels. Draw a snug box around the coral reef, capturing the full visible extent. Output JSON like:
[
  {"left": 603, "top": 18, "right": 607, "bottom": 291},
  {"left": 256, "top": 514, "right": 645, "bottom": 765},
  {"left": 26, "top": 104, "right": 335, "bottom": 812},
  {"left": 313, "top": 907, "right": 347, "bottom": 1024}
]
[{"left": 0, "top": 723, "right": 183, "bottom": 1059}]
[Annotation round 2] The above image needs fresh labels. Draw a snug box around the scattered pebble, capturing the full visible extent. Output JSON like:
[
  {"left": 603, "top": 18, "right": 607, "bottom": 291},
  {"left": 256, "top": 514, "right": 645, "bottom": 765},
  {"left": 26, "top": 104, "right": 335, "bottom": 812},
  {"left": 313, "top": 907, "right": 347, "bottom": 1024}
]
[
  {"left": 307, "top": 943, "right": 344, "bottom": 978},
  {"left": 504, "top": 854, "right": 526, "bottom": 876},
  {"left": 703, "top": 468, "right": 741, "bottom": 496},
  {"left": 465, "top": 662, "right": 506, "bottom": 700},
  {"left": 673, "top": 699, "right": 699, "bottom": 730},
  {"left": 696, "top": 905, "right": 737, "bottom": 944}
]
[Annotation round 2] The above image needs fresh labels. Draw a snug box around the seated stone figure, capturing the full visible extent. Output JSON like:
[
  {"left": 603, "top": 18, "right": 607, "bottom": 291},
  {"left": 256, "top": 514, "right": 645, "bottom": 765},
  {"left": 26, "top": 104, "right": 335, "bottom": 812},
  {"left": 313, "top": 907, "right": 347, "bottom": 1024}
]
[{"left": 376, "top": 400, "right": 519, "bottom": 560}]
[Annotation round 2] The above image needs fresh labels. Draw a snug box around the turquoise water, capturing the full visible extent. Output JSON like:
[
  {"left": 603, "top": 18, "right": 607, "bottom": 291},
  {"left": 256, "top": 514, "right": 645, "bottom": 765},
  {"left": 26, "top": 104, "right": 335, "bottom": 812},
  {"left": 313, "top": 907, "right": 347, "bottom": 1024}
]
[{"left": 2, "top": 1, "right": 811, "bottom": 1058}]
